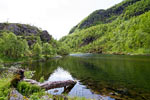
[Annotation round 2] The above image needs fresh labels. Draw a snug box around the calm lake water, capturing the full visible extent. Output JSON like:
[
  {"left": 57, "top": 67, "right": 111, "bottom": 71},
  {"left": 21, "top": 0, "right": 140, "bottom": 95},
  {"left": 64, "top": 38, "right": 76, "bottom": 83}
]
[{"left": 22, "top": 54, "right": 150, "bottom": 100}]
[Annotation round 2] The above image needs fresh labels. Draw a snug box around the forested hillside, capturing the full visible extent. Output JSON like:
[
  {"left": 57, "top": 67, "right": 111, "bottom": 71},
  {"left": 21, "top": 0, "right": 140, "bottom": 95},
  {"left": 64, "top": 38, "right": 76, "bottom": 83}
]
[
  {"left": 60, "top": 0, "right": 150, "bottom": 55},
  {"left": 0, "top": 23, "right": 69, "bottom": 62}
]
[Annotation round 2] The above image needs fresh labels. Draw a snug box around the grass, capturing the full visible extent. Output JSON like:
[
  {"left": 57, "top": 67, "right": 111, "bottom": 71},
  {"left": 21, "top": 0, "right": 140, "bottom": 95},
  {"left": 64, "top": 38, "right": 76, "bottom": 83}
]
[{"left": 0, "top": 73, "right": 12, "bottom": 100}]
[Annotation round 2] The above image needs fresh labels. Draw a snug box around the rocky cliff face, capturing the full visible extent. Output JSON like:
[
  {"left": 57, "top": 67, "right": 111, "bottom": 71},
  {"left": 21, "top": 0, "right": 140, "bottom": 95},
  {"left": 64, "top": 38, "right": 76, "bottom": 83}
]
[{"left": 0, "top": 23, "right": 52, "bottom": 45}]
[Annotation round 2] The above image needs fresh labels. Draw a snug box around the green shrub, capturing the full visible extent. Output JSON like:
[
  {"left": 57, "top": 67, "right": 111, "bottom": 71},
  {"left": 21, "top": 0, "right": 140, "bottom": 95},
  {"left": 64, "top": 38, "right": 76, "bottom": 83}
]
[
  {"left": 17, "top": 81, "right": 41, "bottom": 96},
  {"left": 29, "top": 91, "right": 47, "bottom": 100},
  {"left": 57, "top": 45, "right": 70, "bottom": 56},
  {"left": 24, "top": 71, "right": 35, "bottom": 79},
  {"left": 0, "top": 59, "right": 3, "bottom": 63},
  {"left": 0, "top": 76, "right": 11, "bottom": 99},
  {"left": 30, "top": 93, "right": 40, "bottom": 100},
  {"left": 39, "top": 76, "right": 45, "bottom": 83}
]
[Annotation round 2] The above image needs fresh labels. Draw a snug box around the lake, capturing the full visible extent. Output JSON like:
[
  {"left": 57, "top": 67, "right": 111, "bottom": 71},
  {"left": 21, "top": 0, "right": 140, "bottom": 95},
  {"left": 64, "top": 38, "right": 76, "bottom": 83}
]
[{"left": 22, "top": 54, "right": 150, "bottom": 100}]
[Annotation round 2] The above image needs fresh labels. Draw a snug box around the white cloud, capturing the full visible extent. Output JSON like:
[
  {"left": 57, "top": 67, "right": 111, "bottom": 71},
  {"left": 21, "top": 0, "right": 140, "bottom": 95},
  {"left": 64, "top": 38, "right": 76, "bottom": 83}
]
[{"left": 0, "top": 0, "right": 123, "bottom": 39}]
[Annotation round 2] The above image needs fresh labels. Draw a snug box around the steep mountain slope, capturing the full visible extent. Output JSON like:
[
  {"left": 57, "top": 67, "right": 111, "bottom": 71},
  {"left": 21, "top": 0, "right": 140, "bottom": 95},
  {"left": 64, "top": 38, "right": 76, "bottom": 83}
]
[
  {"left": 69, "top": 0, "right": 150, "bottom": 34},
  {"left": 61, "top": 0, "right": 150, "bottom": 54}
]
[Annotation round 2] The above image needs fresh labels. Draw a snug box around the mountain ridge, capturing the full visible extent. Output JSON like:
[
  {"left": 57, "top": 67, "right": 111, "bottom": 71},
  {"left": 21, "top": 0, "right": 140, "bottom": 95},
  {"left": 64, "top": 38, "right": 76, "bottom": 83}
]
[
  {"left": 61, "top": 0, "right": 150, "bottom": 55},
  {"left": 69, "top": 0, "right": 150, "bottom": 34}
]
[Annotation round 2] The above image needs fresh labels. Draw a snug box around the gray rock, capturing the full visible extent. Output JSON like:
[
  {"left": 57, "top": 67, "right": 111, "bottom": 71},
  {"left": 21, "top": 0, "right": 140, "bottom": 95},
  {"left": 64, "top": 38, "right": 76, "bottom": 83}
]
[
  {"left": 40, "top": 30, "right": 52, "bottom": 42},
  {"left": 41, "top": 95, "right": 52, "bottom": 100},
  {"left": 9, "top": 89, "right": 28, "bottom": 100}
]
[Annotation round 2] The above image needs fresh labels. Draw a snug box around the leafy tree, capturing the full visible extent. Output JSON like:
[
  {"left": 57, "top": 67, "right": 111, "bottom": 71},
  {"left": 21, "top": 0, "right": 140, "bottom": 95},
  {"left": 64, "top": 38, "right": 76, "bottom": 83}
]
[
  {"left": 36, "top": 36, "right": 42, "bottom": 46},
  {"left": 33, "top": 43, "right": 42, "bottom": 58},
  {"left": 0, "top": 32, "right": 29, "bottom": 58},
  {"left": 57, "top": 44, "right": 70, "bottom": 56},
  {"left": 43, "top": 43, "right": 54, "bottom": 58}
]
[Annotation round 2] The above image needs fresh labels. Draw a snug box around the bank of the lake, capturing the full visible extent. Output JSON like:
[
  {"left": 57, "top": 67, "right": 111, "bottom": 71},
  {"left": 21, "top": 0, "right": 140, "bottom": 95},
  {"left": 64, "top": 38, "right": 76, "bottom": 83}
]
[{"left": 0, "top": 55, "right": 62, "bottom": 67}]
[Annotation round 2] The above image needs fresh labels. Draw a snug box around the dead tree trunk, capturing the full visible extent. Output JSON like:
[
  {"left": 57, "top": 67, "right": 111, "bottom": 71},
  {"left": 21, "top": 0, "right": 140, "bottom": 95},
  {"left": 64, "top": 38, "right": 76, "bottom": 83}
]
[
  {"left": 23, "top": 78, "right": 76, "bottom": 91},
  {"left": 14, "top": 69, "right": 76, "bottom": 92}
]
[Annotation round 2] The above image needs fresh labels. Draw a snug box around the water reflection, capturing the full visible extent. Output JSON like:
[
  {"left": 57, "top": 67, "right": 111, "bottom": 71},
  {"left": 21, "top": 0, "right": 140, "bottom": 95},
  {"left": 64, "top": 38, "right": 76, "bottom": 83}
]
[
  {"left": 47, "top": 67, "right": 114, "bottom": 100},
  {"left": 22, "top": 54, "right": 150, "bottom": 100},
  {"left": 48, "top": 67, "right": 74, "bottom": 81}
]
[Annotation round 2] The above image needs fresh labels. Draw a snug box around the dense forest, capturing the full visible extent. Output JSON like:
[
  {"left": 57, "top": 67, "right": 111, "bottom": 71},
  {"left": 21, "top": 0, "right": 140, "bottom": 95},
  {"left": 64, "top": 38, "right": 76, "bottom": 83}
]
[
  {"left": 0, "top": 23, "right": 69, "bottom": 62},
  {"left": 60, "top": 0, "right": 150, "bottom": 55}
]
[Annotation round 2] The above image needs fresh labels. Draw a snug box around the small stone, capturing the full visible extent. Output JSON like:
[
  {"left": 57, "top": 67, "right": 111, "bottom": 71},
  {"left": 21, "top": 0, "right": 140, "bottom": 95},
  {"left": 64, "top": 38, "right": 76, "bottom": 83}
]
[{"left": 41, "top": 95, "right": 52, "bottom": 100}]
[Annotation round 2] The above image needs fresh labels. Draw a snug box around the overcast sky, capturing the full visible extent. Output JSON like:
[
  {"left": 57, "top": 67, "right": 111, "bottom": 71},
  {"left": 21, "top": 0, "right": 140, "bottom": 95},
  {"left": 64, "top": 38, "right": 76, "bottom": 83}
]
[{"left": 0, "top": 0, "right": 123, "bottom": 39}]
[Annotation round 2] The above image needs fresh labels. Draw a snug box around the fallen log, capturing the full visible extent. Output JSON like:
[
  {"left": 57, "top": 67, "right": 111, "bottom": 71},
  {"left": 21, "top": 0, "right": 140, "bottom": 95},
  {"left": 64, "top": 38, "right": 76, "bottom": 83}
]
[
  {"left": 23, "top": 78, "right": 40, "bottom": 85},
  {"left": 40, "top": 80, "right": 76, "bottom": 91},
  {"left": 23, "top": 78, "right": 76, "bottom": 91},
  {"left": 13, "top": 69, "right": 77, "bottom": 92}
]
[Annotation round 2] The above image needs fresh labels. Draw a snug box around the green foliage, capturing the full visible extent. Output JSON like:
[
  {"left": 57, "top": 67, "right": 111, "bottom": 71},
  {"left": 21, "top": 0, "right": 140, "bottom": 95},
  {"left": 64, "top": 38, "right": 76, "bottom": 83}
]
[
  {"left": 30, "top": 91, "right": 50, "bottom": 100},
  {"left": 123, "top": 0, "right": 150, "bottom": 19},
  {"left": 17, "top": 81, "right": 41, "bottom": 96},
  {"left": 0, "top": 31, "right": 62, "bottom": 62},
  {"left": 61, "top": 9, "right": 150, "bottom": 54},
  {"left": 24, "top": 71, "right": 35, "bottom": 79},
  {"left": 33, "top": 43, "right": 42, "bottom": 58},
  {"left": 0, "top": 26, "right": 61, "bottom": 62},
  {"left": 0, "top": 73, "right": 12, "bottom": 100},
  {"left": 30, "top": 93, "right": 40, "bottom": 100},
  {"left": 43, "top": 43, "right": 56, "bottom": 58},
  {"left": 0, "top": 59, "right": 3, "bottom": 64},
  {"left": 0, "top": 32, "right": 29, "bottom": 59},
  {"left": 39, "top": 76, "right": 45, "bottom": 83},
  {"left": 57, "top": 44, "right": 70, "bottom": 56},
  {"left": 36, "top": 36, "right": 42, "bottom": 46},
  {"left": 69, "top": 0, "right": 150, "bottom": 34}
]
